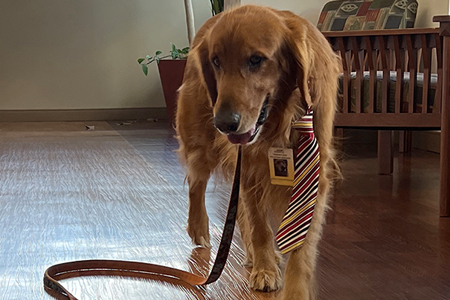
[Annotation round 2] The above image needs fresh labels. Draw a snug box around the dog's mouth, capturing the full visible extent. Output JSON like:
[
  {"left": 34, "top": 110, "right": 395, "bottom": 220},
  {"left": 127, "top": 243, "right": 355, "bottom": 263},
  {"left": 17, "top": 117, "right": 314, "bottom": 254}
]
[{"left": 227, "top": 95, "right": 269, "bottom": 145}]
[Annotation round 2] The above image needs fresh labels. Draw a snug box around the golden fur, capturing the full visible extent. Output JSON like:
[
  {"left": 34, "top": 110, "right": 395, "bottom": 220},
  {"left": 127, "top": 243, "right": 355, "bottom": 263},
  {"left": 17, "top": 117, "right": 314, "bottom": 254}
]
[{"left": 176, "top": 5, "right": 340, "bottom": 300}]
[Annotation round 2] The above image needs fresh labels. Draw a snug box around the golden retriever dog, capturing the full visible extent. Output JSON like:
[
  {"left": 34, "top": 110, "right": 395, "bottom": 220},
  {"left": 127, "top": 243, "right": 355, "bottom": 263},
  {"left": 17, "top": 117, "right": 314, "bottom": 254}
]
[{"left": 176, "top": 5, "right": 340, "bottom": 300}]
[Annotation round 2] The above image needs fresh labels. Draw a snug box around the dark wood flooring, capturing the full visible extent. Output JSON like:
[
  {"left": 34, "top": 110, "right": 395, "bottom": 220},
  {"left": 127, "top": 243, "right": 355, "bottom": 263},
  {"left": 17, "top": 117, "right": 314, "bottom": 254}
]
[{"left": 0, "top": 120, "right": 449, "bottom": 299}]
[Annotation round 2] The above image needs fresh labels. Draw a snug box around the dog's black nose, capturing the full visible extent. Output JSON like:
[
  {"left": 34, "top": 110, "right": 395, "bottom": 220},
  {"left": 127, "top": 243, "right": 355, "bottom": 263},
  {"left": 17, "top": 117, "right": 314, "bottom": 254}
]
[{"left": 214, "top": 111, "right": 241, "bottom": 133}]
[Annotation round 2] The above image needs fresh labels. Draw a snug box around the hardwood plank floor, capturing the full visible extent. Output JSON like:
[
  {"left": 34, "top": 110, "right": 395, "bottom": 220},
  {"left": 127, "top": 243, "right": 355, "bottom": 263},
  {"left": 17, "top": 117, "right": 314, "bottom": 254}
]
[{"left": 0, "top": 121, "right": 449, "bottom": 299}]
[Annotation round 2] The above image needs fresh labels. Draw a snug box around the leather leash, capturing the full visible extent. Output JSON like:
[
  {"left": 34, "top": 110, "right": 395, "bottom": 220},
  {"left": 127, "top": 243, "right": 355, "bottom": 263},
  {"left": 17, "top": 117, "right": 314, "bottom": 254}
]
[{"left": 44, "top": 146, "right": 242, "bottom": 300}]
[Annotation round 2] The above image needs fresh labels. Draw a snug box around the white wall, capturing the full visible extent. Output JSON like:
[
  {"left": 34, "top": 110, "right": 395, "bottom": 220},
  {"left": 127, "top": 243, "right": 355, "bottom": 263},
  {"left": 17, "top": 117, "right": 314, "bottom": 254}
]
[
  {"left": 0, "top": 0, "right": 210, "bottom": 111},
  {"left": 242, "top": 0, "right": 449, "bottom": 27},
  {"left": 241, "top": 0, "right": 330, "bottom": 24},
  {"left": 414, "top": 0, "right": 449, "bottom": 27},
  {"left": 0, "top": 0, "right": 448, "bottom": 112}
]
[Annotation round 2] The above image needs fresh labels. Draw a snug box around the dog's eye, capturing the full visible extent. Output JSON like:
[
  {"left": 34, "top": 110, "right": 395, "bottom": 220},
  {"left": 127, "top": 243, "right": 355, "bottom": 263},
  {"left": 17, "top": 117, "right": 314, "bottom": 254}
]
[
  {"left": 212, "top": 57, "right": 220, "bottom": 68},
  {"left": 249, "top": 55, "right": 264, "bottom": 68}
]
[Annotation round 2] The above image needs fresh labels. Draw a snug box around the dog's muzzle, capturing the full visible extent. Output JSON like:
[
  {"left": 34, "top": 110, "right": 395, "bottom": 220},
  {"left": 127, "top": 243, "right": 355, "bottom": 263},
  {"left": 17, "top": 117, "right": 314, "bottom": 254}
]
[{"left": 217, "top": 94, "right": 270, "bottom": 145}]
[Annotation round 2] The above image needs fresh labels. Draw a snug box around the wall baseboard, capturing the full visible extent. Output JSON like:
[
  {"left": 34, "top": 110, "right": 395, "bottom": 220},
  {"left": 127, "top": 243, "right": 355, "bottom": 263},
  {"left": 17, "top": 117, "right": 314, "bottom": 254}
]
[
  {"left": 412, "top": 131, "right": 441, "bottom": 153},
  {"left": 0, "top": 108, "right": 168, "bottom": 122}
]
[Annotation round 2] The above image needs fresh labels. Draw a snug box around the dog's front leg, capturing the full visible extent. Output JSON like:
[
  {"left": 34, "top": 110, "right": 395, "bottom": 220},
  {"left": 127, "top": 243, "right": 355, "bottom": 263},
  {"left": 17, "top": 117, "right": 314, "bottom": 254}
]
[
  {"left": 282, "top": 196, "right": 324, "bottom": 300},
  {"left": 186, "top": 175, "right": 210, "bottom": 248},
  {"left": 241, "top": 190, "right": 283, "bottom": 292},
  {"left": 282, "top": 246, "right": 316, "bottom": 300},
  {"left": 282, "top": 185, "right": 330, "bottom": 300}
]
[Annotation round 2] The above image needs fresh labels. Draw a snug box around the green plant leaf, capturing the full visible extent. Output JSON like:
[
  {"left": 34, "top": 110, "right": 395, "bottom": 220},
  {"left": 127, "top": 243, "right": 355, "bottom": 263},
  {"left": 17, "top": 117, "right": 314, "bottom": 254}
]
[
  {"left": 146, "top": 55, "right": 151, "bottom": 59},
  {"left": 210, "top": 0, "right": 224, "bottom": 15},
  {"left": 155, "top": 57, "right": 160, "bottom": 64},
  {"left": 171, "top": 50, "right": 179, "bottom": 59},
  {"left": 141, "top": 64, "right": 148, "bottom": 76},
  {"left": 137, "top": 58, "right": 145, "bottom": 64},
  {"left": 155, "top": 51, "right": 162, "bottom": 56},
  {"left": 181, "top": 47, "right": 189, "bottom": 54},
  {"left": 171, "top": 43, "right": 177, "bottom": 52}
]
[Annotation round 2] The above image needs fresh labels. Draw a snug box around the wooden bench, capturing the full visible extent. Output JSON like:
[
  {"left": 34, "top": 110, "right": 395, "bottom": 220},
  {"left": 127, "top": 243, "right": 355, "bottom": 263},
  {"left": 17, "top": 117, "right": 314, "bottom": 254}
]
[{"left": 322, "top": 16, "right": 450, "bottom": 217}]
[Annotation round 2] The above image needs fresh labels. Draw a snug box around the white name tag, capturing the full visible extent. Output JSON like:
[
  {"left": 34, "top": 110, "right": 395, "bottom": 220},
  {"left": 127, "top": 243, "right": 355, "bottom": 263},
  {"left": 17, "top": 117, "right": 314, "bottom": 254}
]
[{"left": 268, "top": 147, "right": 295, "bottom": 186}]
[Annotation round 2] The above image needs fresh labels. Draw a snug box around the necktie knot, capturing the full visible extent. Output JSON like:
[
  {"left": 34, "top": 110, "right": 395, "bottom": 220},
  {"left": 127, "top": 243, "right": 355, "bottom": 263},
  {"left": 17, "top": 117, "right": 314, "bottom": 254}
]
[{"left": 291, "top": 111, "right": 314, "bottom": 134}]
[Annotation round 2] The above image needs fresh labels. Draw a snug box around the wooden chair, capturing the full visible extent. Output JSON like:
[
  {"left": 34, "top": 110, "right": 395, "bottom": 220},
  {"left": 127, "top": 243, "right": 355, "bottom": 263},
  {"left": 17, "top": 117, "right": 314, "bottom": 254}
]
[
  {"left": 321, "top": 16, "right": 450, "bottom": 217},
  {"left": 318, "top": 0, "right": 419, "bottom": 176}
]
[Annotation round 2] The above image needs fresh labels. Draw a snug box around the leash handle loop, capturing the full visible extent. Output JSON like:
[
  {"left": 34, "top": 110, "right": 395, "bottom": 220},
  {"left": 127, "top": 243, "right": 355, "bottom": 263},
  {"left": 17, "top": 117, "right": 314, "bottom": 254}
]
[{"left": 43, "top": 146, "right": 242, "bottom": 300}]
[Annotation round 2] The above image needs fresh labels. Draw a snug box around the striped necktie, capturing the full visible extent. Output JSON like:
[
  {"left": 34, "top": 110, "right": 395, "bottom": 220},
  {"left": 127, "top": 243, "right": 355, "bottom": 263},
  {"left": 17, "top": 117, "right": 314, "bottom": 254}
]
[{"left": 275, "top": 110, "right": 319, "bottom": 254}]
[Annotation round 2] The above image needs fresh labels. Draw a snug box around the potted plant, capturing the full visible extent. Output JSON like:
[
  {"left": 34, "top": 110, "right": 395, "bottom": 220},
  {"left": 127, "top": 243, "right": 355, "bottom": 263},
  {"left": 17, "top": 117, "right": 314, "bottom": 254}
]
[
  {"left": 137, "top": 0, "right": 224, "bottom": 124},
  {"left": 138, "top": 44, "right": 189, "bottom": 125}
]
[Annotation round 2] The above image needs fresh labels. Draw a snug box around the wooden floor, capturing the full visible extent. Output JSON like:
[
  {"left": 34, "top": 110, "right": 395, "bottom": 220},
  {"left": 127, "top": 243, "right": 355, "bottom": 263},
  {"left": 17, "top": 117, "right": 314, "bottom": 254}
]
[{"left": 0, "top": 120, "right": 449, "bottom": 300}]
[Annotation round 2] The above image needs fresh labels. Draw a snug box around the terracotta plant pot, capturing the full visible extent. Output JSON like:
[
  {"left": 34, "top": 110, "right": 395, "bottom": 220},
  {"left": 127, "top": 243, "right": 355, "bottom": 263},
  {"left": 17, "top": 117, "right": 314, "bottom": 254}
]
[{"left": 157, "top": 59, "right": 187, "bottom": 125}]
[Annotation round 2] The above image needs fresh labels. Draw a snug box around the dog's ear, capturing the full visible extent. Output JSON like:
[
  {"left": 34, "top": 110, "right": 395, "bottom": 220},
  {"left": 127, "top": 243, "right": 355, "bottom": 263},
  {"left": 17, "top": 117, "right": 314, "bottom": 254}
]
[
  {"left": 283, "top": 14, "right": 341, "bottom": 108},
  {"left": 283, "top": 19, "right": 313, "bottom": 108},
  {"left": 196, "top": 40, "right": 218, "bottom": 105},
  {"left": 282, "top": 12, "right": 341, "bottom": 164}
]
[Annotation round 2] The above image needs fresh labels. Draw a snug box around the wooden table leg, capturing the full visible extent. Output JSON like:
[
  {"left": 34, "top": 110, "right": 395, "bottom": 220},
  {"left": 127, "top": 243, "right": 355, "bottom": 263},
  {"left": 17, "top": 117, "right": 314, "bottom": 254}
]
[
  {"left": 399, "top": 130, "right": 412, "bottom": 153},
  {"left": 440, "top": 21, "right": 450, "bottom": 217},
  {"left": 378, "top": 130, "right": 393, "bottom": 175}
]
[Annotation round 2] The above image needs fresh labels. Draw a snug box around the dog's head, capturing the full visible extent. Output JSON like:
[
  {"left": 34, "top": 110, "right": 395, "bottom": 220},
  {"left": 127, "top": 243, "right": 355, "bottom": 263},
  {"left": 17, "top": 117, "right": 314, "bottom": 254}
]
[{"left": 192, "top": 5, "right": 315, "bottom": 145}]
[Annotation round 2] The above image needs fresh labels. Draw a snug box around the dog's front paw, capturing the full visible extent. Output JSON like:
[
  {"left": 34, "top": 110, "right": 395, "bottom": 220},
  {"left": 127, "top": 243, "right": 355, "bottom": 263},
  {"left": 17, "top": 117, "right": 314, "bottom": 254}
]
[
  {"left": 186, "top": 219, "right": 211, "bottom": 248},
  {"left": 249, "top": 267, "right": 283, "bottom": 292}
]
